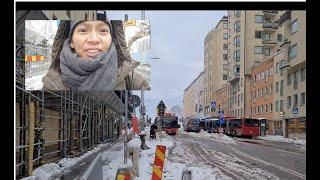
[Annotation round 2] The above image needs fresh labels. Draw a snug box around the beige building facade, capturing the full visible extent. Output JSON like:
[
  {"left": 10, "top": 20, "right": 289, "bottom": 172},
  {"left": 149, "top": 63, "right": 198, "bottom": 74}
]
[
  {"left": 203, "top": 16, "right": 228, "bottom": 117},
  {"left": 183, "top": 71, "right": 204, "bottom": 120}
]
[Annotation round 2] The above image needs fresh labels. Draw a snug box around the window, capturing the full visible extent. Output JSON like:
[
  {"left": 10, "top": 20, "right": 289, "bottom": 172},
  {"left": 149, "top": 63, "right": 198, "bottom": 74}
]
[
  {"left": 223, "top": 33, "right": 228, "bottom": 39},
  {"left": 280, "top": 80, "right": 284, "bottom": 96},
  {"left": 235, "top": 10, "right": 241, "bottom": 18},
  {"left": 234, "top": 21, "right": 241, "bottom": 32},
  {"left": 234, "top": 50, "right": 240, "bottom": 62},
  {"left": 234, "top": 65, "right": 240, "bottom": 76},
  {"left": 223, "top": 23, "right": 228, "bottom": 29},
  {"left": 234, "top": 36, "right": 240, "bottom": 47},
  {"left": 287, "top": 96, "right": 291, "bottom": 108},
  {"left": 254, "top": 46, "right": 263, "bottom": 54},
  {"left": 287, "top": 74, "right": 292, "bottom": 86},
  {"left": 223, "top": 54, "right": 228, "bottom": 60},
  {"left": 277, "top": 34, "right": 283, "bottom": 42},
  {"left": 276, "top": 82, "right": 279, "bottom": 92},
  {"left": 261, "top": 105, "right": 264, "bottom": 113},
  {"left": 270, "top": 67, "right": 273, "bottom": 76},
  {"left": 301, "top": 92, "right": 305, "bottom": 105},
  {"left": 301, "top": 67, "right": 305, "bottom": 81},
  {"left": 275, "top": 101, "right": 279, "bottom": 112},
  {"left": 264, "top": 33, "right": 271, "bottom": 41},
  {"left": 223, "top": 44, "right": 228, "bottom": 50},
  {"left": 270, "top": 103, "right": 273, "bottom": 112},
  {"left": 293, "top": 71, "right": 298, "bottom": 90},
  {"left": 293, "top": 94, "right": 298, "bottom": 107},
  {"left": 276, "top": 62, "right": 279, "bottom": 73},
  {"left": 255, "top": 15, "right": 263, "bottom": 23},
  {"left": 270, "top": 85, "right": 273, "bottom": 94},
  {"left": 280, "top": 100, "right": 283, "bottom": 112},
  {"left": 264, "top": 48, "right": 270, "bottom": 56},
  {"left": 289, "top": 44, "right": 297, "bottom": 59},
  {"left": 223, "top": 74, "right": 228, "bottom": 80},
  {"left": 291, "top": 19, "right": 298, "bottom": 34},
  {"left": 255, "top": 31, "right": 263, "bottom": 39}
]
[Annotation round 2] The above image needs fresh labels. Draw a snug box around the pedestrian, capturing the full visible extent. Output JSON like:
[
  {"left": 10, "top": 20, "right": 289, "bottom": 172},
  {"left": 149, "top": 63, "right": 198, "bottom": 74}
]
[{"left": 42, "top": 20, "right": 150, "bottom": 90}]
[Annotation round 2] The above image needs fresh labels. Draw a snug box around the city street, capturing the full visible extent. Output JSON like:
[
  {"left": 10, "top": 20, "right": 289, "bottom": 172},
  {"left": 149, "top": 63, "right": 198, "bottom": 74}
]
[{"left": 169, "top": 130, "right": 306, "bottom": 180}]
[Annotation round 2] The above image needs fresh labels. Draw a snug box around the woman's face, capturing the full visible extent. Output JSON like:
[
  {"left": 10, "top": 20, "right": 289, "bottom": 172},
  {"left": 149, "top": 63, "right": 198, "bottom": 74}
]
[{"left": 70, "top": 21, "right": 112, "bottom": 59}]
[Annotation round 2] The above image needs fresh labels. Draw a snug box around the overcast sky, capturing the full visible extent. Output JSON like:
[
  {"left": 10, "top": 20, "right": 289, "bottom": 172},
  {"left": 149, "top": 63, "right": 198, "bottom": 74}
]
[{"left": 107, "top": 10, "right": 227, "bottom": 120}]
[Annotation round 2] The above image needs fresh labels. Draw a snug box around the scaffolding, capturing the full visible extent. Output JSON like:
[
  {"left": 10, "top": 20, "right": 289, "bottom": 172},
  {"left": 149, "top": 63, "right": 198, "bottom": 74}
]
[{"left": 16, "top": 80, "right": 129, "bottom": 178}]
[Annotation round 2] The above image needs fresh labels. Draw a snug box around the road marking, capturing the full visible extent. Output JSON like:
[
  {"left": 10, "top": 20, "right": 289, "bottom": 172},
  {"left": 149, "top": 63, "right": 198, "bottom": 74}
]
[{"left": 223, "top": 143, "right": 306, "bottom": 180}]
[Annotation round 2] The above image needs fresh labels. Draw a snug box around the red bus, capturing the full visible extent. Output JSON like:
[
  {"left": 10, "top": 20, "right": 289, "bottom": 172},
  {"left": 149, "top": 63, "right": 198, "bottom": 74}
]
[
  {"left": 161, "top": 112, "right": 180, "bottom": 135},
  {"left": 225, "top": 118, "right": 260, "bottom": 137}
]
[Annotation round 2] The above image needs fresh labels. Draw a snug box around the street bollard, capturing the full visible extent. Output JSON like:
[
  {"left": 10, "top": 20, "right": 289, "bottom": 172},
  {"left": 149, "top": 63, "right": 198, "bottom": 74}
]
[{"left": 115, "top": 167, "right": 134, "bottom": 180}]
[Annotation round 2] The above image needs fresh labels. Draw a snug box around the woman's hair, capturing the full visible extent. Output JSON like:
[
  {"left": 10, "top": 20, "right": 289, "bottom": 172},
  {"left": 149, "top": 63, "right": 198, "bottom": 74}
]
[{"left": 48, "top": 20, "right": 133, "bottom": 73}]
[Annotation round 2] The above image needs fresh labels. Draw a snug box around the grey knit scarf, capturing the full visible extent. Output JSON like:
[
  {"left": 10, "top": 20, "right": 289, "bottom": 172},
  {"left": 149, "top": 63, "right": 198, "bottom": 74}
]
[{"left": 60, "top": 39, "right": 118, "bottom": 90}]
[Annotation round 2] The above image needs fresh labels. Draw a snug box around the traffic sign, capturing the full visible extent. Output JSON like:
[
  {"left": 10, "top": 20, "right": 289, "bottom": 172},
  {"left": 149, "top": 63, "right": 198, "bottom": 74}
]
[
  {"left": 130, "top": 95, "right": 141, "bottom": 107},
  {"left": 211, "top": 101, "right": 216, "bottom": 108},
  {"left": 292, "top": 108, "right": 298, "bottom": 114},
  {"left": 218, "top": 110, "right": 224, "bottom": 117}
]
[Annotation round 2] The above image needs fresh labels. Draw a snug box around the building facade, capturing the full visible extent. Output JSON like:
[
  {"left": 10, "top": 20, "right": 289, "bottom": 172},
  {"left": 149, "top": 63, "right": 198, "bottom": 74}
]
[
  {"left": 216, "top": 83, "right": 230, "bottom": 116},
  {"left": 183, "top": 71, "right": 204, "bottom": 120},
  {"left": 203, "top": 16, "right": 229, "bottom": 118},
  {"left": 227, "top": 10, "right": 280, "bottom": 118},
  {"left": 250, "top": 54, "right": 275, "bottom": 134},
  {"left": 273, "top": 10, "right": 306, "bottom": 138}
]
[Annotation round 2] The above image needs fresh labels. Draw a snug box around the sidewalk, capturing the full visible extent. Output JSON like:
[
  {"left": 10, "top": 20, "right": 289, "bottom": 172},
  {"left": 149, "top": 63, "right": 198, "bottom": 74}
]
[{"left": 60, "top": 137, "right": 122, "bottom": 180}]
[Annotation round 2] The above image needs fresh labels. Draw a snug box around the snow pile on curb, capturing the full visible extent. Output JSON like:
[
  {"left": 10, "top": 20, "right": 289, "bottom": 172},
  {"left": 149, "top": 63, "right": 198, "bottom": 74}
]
[
  {"left": 258, "top": 135, "right": 306, "bottom": 146},
  {"left": 21, "top": 163, "right": 62, "bottom": 180},
  {"left": 181, "top": 130, "right": 236, "bottom": 144},
  {"left": 58, "top": 144, "right": 104, "bottom": 168}
]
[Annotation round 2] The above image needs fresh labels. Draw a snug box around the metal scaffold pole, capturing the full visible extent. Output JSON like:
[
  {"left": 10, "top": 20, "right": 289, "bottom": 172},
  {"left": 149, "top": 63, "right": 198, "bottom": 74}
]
[{"left": 124, "top": 91, "right": 128, "bottom": 164}]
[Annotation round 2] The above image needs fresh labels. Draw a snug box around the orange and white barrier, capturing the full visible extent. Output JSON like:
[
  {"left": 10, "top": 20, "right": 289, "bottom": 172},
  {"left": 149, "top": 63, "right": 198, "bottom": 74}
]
[
  {"left": 151, "top": 145, "right": 166, "bottom": 180},
  {"left": 25, "top": 55, "right": 45, "bottom": 62}
]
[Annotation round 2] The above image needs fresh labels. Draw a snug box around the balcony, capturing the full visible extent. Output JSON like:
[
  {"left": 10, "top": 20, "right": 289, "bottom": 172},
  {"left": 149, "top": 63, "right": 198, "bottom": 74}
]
[
  {"left": 263, "top": 39, "right": 277, "bottom": 46},
  {"left": 263, "top": 22, "right": 278, "bottom": 31},
  {"left": 279, "top": 10, "right": 291, "bottom": 25},
  {"left": 228, "top": 72, "right": 240, "bottom": 83},
  {"left": 263, "top": 10, "right": 278, "bottom": 18}
]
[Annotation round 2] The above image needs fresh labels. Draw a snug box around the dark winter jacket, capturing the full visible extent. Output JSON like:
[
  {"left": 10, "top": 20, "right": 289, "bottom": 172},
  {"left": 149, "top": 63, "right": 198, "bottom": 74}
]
[{"left": 42, "top": 20, "right": 150, "bottom": 90}]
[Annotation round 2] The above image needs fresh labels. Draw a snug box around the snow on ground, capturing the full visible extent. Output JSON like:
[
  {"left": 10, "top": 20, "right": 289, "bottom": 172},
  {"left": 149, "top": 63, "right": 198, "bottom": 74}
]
[
  {"left": 21, "top": 143, "right": 110, "bottom": 180},
  {"left": 180, "top": 129, "right": 237, "bottom": 145},
  {"left": 25, "top": 74, "right": 45, "bottom": 90},
  {"left": 58, "top": 143, "right": 106, "bottom": 168},
  {"left": 102, "top": 142, "right": 133, "bottom": 180},
  {"left": 21, "top": 163, "right": 62, "bottom": 180},
  {"left": 257, "top": 135, "right": 306, "bottom": 146}
]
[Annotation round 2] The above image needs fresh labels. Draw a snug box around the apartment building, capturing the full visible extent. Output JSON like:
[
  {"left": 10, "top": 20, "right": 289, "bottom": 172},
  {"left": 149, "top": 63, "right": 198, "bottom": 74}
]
[
  {"left": 250, "top": 54, "right": 275, "bottom": 134},
  {"left": 203, "top": 16, "right": 229, "bottom": 117},
  {"left": 273, "top": 11, "right": 306, "bottom": 138},
  {"left": 216, "top": 84, "right": 230, "bottom": 116},
  {"left": 183, "top": 71, "right": 204, "bottom": 120},
  {"left": 227, "top": 10, "right": 280, "bottom": 118}
]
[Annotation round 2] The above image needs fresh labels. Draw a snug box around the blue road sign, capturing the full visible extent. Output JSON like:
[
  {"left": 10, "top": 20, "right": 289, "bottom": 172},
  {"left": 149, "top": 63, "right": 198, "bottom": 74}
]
[
  {"left": 292, "top": 108, "right": 298, "bottom": 114},
  {"left": 218, "top": 111, "right": 224, "bottom": 117},
  {"left": 211, "top": 101, "right": 216, "bottom": 108}
]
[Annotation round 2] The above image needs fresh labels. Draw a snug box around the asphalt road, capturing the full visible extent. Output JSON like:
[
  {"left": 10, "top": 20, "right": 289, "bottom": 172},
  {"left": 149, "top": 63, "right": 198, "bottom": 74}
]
[{"left": 171, "top": 133, "right": 306, "bottom": 180}]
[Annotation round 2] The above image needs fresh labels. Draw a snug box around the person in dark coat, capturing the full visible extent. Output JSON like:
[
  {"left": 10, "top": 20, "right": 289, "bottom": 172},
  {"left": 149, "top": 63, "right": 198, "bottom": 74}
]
[{"left": 42, "top": 20, "right": 150, "bottom": 90}]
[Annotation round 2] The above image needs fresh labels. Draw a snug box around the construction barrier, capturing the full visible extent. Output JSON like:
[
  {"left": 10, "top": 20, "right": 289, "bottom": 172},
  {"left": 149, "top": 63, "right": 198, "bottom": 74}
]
[
  {"left": 151, "top": 145, "right": 166, "bottom": 180},
  {"left": 116, "top": 167, "right": 134, "bottom": 180},
  {"left": 25, "top": 55, "right": 45, "bottom": 62}
]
